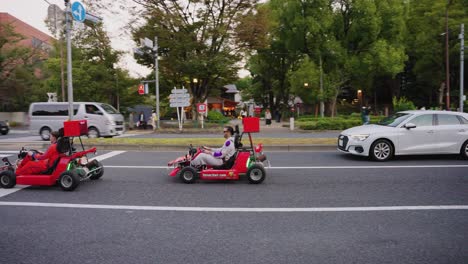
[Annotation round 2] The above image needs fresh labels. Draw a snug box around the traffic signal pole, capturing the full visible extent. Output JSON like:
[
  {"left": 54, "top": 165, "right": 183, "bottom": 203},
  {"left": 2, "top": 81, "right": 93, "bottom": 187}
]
[
  {"left": 65, "top": 0, "right": 74, "bottom": 120},
  {"left": 154, "top": 36, "right": 160, "bottom": 130}
]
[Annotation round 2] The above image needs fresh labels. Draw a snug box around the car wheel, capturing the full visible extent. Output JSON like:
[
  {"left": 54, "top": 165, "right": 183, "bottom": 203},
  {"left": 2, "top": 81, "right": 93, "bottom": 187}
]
[
  {"left": 178, "top": 167, "right": 198, "bottom": 184},
  {"left": 1, "top": 131, "right": 7, "bottom": 135},
  {"left": 246, "top": 164, "right": 266, "bottom": 184},
  {"left": 59, "top": 171, "right": 80, "bottom": 191},
  {"left": 460, "top": 141, "right": 468, "bottom": 159},
  {"left": 89, "top": 161, "right": 104, "bottom": 180},
  {"left": 87, "top": 127, "right": 100, "bottom": 138},
  {"left": 370, "top": 139, "right": 394, "bottom": 162},
  {"left": 40, "top": 127, "right": 51, "bottom": 141},
  {"left": 0, "top": 170, "right": 16, "bottom": 189}
]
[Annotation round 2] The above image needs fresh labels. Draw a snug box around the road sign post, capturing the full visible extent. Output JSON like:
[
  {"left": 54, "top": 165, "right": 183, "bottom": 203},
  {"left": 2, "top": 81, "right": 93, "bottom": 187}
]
[
  {"left": 197, "top": 103, "right": 207, "bottom": 129},
  {"left": 169, "top": 88, "right": 191, "bottom": 131}
]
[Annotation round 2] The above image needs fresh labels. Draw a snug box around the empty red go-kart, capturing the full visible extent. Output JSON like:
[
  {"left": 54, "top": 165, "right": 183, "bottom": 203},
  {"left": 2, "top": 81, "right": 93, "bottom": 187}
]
[
  {"left": 0, "top": 120, "right": 104, "bottom": 191},
  {"left": 168, "top": 117, "right": 269, "bottom": 184}
]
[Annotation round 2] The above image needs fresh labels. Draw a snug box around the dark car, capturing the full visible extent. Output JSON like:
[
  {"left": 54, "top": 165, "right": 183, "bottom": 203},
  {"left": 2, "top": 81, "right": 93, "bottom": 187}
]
[{"left": 0, "top": 121, "right": 9, "bottom": 135}]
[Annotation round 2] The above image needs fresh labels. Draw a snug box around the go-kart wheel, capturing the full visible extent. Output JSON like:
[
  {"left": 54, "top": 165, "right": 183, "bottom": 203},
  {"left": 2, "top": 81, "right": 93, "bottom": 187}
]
[
  {"left": 178, "top": 167, "right": 198, "bottom": 184},
  {"left": 246, "top": 164, "right": 266, "bottom": 184},
  {"left": 89, "top": 161, "right": 104, "bottom": 180},
  {"left": 59, "top": 171, "right": 80, "bottom": 191},
  {"left": 0, "top": 170, "right": 16, "bottom": 189}
]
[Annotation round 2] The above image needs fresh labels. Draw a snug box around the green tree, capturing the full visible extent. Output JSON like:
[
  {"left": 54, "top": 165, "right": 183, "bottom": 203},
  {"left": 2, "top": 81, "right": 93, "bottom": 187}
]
[
  {"left": 0, "top": 21, "right": 50, "bottom": 111},
  {"left": 404, "top": 0, "right": 468, "bottom": 108},
  {"left": 132, "top": 0, "right": 261, "bottom": 119}
]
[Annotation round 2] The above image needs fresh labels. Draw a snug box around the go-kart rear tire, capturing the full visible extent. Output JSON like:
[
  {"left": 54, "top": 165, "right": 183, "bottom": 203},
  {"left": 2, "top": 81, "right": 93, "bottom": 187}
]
[
  {"left": 246, "top": 164, "right": 266, "bottom": 184},
  {"left": 0, "top": 170, "right": 16, "bottom": 189},
  {"left": 89, "top": 161, "right": 104, "bottom": 180},
  {"left": 59, "top": 171, "right": 80, "bottom": 191},
  {"left": 178, "top": 167, "right": 198, "bottom": 184}
]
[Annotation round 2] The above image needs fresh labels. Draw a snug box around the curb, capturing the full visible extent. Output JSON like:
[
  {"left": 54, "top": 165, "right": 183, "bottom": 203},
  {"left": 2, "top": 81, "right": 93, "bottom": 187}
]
[{"left": 0, "top": 142, "right": 337, "bottom": 152}]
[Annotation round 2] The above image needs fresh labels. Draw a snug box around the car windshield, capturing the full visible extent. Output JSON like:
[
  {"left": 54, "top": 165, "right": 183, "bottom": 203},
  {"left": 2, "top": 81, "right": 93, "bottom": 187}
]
[
  {"left": 0, "top": 121, "right": 5, "bottom": 126},
  {"left": 377, "top": 113, "right": 412, "bottom": 127},
  {"left": 99, "top": 103, "right": 120, "bottom": 114}
]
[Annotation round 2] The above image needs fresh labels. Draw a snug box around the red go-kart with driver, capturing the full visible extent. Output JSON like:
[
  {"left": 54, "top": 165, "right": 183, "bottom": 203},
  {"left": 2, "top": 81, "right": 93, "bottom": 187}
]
[
  {"left": 168, "top": 117, "right": 269, "bottom": 184},
  {"left": 0, "top": 120, "right": 104, "bottom": 191}
]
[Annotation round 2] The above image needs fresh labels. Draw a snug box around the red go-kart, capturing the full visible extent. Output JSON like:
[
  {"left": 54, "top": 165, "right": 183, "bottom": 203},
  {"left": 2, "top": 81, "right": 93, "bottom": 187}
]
[
  {"left": 168, "top": 117, "right": 269, "bottom": 184},
  {"left": 0, "top": 120, "right": 104, "bottom": 191}
]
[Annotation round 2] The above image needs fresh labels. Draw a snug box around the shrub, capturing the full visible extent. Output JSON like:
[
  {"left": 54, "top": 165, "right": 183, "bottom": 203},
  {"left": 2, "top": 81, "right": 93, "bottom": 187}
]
[
  {"left": 206, "top": 110, "right": 229, "bottom": 124},
  {"left": 392, "top": 96, "right": 416, "bottom": 112}
]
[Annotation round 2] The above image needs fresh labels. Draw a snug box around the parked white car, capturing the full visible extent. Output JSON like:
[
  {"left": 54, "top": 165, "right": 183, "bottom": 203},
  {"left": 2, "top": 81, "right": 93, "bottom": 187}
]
[{"left": 338, "top": 110, "right": 468, "bottom": 161}]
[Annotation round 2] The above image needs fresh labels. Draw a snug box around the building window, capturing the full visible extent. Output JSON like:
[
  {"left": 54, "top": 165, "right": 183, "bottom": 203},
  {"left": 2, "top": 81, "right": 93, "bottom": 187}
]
[{"left": 31, "top": 37, "right": 43, "bottom": 49}]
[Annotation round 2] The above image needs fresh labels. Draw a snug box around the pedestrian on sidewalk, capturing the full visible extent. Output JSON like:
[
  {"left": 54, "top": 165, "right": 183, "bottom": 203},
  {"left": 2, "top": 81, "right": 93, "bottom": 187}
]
[
  {"left": 265, "top": 109, "right": 272, "bottom": 126},
  {"left": 151, "top": 110, "right": 157, "bottom": 131}
]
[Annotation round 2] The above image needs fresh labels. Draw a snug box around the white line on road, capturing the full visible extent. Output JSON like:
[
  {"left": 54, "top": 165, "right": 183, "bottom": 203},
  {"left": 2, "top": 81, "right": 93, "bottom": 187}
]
[
  {"left": 92, "top": 151, "right": 126, "bottom": 161},
  {"left": 0, "top": 151, "right": 126, "bottom": 198},
  {"left": 105, "top": 164, "right": 468, "bottom": 169},
  {"left": 0, "top": 201, "right": 467, "bottom": 212}
]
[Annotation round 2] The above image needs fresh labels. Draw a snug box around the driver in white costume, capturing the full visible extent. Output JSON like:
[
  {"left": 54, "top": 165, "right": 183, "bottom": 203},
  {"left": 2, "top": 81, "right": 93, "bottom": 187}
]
[{"left": 191, "top": 126, "right": 236, "bottom": 167}]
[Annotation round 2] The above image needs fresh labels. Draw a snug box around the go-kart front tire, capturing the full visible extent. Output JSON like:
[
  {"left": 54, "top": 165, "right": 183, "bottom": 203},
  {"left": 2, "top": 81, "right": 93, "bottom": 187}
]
[
  {"left": 0, "top": 170, "right": 16, "bottom": 189},
  {"left": 246, "top": 164, "right": 266, "bottom": 184},
  {"left": 89, "top": 161, "right": 104, "bottom": 180},
  {"left": 59, "top": 171, "right": 80, "bottom": 191},
  {"left": 178, "top": 167, "right": 198, "bottom": 184}
]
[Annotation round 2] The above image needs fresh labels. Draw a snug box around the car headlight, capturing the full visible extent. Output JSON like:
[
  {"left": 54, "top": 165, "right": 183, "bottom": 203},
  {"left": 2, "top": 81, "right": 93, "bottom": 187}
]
[
  {"left": 350, "top": 134, "right": 370, "bottom": 141},
  {"left": 105, "top": 120, "right": 116, "bottom": 125}
]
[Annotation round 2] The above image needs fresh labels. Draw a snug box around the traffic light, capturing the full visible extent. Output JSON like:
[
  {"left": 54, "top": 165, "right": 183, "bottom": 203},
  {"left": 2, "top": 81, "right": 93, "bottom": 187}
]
[{"left": 138, "top": 84, "right": 144, "bottom": 95}]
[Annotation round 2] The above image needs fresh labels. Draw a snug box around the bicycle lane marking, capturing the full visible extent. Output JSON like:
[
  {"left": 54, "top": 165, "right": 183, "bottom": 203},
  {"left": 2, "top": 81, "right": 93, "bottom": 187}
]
[{"left": 0, "top": 151, "right": 126, "bottom": 198}]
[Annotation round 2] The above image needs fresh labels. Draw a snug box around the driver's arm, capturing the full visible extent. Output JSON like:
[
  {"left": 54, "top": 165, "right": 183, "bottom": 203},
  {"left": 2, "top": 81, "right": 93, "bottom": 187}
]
[{"left": 34, "top": 144, "right": 56, "bottom": 160}]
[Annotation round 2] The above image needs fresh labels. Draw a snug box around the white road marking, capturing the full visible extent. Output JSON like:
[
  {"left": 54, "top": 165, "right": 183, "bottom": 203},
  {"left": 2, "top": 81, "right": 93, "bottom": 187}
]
[
  {"left": 91, "top": 151, "right": 126, "bottom": 161},
  {"left": 0, "top": 202, "right": 467, "bottom": 212},
  {"left": 105, "top": 164, "right": 468, "bottom": 169},
  {"left": 0, "top": 154, "right": 12, "bottom": 158},
  {"left": 0, "top": 151, "right": 126, "bottom": 198}
]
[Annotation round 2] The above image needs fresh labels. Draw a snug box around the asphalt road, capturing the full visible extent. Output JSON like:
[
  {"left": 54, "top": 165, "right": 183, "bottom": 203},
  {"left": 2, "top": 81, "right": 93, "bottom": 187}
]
[
  {"left": 0, "top": 150, "right": 467, "bottom": 264},
  {"left": 0, "top": 129, "right": 341, "bottom": 141}
]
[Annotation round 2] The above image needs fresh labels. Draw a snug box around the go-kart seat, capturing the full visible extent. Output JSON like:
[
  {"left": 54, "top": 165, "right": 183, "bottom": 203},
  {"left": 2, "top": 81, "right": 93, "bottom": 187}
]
[
  {"left": 213, "top": 152, "right": 238, "bottom": 170},
  {"left": 234, "top": 133, "right": 242, "bottom": 149}
]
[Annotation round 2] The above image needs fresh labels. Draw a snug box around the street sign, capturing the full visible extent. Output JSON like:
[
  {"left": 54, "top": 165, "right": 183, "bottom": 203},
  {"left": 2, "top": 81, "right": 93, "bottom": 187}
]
[
  {"left": 47, "top": 4, "right": 65, "bottom": 35},
  {"left": 197, "top": 103, "right": 207, "bottom": 113},
  {"left": 169, "top": 93, "right": 190, "bottom": 99},
  {"left": 138, "top": 84, "right": 144, "bottom": 95},
  {"left": 170, "top": 98, "right": 190, "bottom": 103},
  {"left": 171, "top": 88, "right": 188, "bottom": 94},
  {"left": 85, "top": 13, "right": 102, "bottom": 24},
  {"left": 170, "top": 102, "right": 190, "bottom": 107},
  {"left": 71, "top": 1, "right": 86, "bottom": 23}
]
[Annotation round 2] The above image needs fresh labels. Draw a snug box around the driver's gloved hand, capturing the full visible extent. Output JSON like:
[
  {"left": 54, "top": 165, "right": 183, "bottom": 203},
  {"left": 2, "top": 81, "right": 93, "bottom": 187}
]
[{"left": 27, "top": 151, "right": 34, "bottom": 156}]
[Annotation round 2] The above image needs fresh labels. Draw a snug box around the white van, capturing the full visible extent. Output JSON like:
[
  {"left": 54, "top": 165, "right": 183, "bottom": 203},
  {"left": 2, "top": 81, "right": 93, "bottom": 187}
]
[{"left": 29, "top": 102, "right": 125, "bottom": 140}]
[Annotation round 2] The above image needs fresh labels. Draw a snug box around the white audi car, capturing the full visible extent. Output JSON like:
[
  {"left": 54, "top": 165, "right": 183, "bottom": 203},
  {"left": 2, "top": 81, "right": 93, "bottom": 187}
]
[{"left": 338, "top": 110, "right": 468, "bottom": 161}]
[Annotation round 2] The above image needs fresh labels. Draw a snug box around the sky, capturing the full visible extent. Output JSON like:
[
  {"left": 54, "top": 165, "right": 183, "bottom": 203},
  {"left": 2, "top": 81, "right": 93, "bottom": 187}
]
[{"left": 1, "top": 0, "right": 152, "bottom": 78}]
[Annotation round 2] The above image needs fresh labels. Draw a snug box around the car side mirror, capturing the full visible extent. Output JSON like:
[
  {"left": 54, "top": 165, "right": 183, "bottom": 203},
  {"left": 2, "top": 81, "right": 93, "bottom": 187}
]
[
  {"left": 95, "top": 110, "right": 103, "bottom": 115},
  {"left": 404, "top": 123, "right": 416, "bottom": 129}
]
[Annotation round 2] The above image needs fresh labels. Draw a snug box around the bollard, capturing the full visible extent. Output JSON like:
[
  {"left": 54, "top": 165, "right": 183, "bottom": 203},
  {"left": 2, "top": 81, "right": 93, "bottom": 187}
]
[{"left": 290, "top": 117, "right": 294, "bottom": 131}]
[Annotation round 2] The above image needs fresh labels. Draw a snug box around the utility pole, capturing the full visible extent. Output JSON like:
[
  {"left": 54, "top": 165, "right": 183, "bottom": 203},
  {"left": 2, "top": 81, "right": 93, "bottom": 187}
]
[
  {"left": 445, "top": 0, "right": 452, "bottom": 110},
  {"left": 460, "top": 24, "right": 465, "bottom": 112},
  {"left": 65, "top": 0, "right": 74, "bottom": 120},
  {"left": 154, "top": 36, "right": 160, "bottom": 130},
  {"left": 319, "top": 55, "right": 324, "bottom": 117}
]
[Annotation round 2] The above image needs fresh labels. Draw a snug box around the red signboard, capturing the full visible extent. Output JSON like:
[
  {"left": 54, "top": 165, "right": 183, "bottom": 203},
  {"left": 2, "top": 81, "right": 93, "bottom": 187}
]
[
  {"left": 197, "top": 103, "right": 207, "bottom": 113},
  {"left": 138, "top": 84, "right": 144, "bottom": 95}
]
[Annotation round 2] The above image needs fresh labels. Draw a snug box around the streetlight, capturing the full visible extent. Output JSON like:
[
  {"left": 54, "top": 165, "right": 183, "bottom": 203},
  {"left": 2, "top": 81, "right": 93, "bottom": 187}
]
[{"left": 357, "top": 90, "right": 363, "bottom": 107}]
